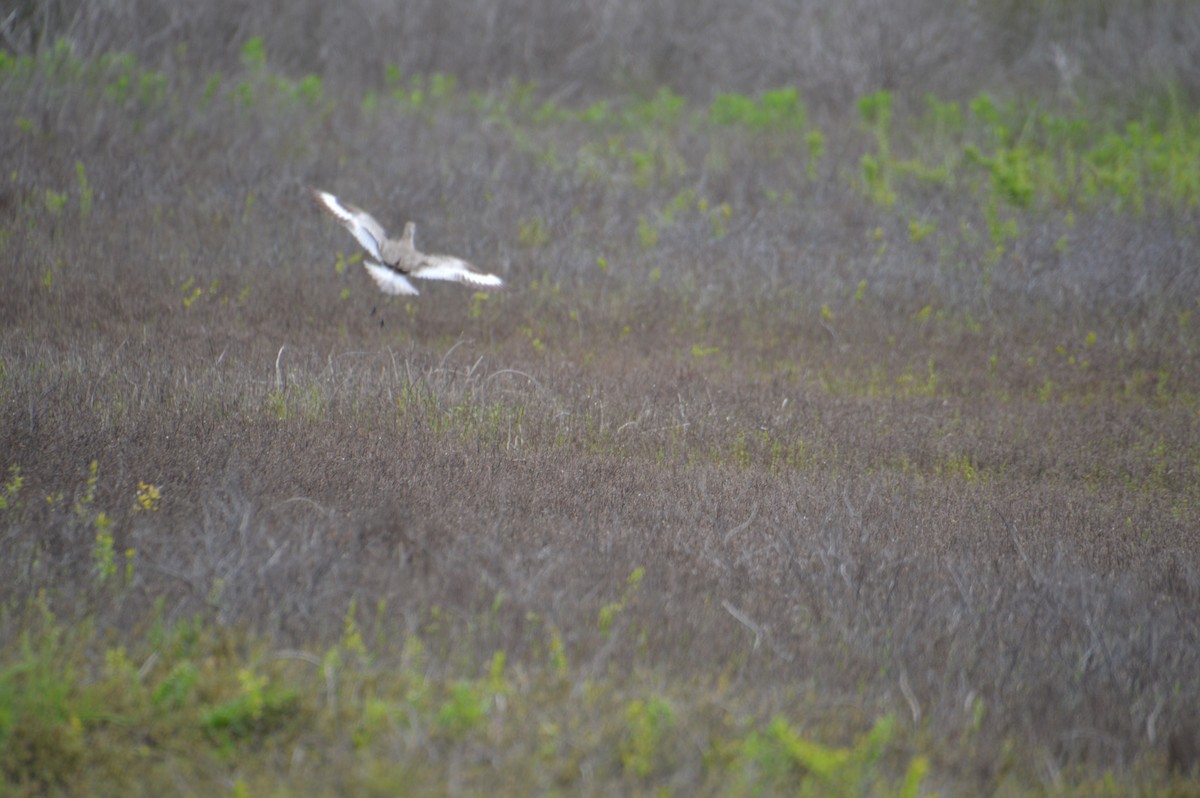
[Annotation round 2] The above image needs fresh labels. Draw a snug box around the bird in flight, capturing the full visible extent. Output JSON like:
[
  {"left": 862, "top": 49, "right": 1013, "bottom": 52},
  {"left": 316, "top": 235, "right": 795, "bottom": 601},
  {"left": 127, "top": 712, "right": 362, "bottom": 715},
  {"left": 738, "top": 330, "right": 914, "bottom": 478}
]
[{"left": 311, "top": 188, "right": 505, "bottom": 296}]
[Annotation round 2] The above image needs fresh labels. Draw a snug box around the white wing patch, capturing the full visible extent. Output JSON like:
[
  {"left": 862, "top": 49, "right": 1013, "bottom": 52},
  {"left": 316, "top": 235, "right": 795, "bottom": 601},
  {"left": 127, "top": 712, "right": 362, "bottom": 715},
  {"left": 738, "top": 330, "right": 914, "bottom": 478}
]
[
  {"left": 363, "top": 261, "right": 420, "bottom": 296},
  {"left": 313, "top": 190, "right": 385, "bottom": 261},
  {"left": 415, "top": 258, "right": 505, "bottom": 290}
]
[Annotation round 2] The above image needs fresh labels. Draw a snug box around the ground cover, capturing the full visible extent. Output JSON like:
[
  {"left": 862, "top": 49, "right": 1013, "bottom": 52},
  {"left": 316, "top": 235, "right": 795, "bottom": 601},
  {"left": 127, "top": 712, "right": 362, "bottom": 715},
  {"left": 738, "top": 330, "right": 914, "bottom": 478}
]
[{"left": 2, "top": 4, "right": 1199, "bottom": 794}]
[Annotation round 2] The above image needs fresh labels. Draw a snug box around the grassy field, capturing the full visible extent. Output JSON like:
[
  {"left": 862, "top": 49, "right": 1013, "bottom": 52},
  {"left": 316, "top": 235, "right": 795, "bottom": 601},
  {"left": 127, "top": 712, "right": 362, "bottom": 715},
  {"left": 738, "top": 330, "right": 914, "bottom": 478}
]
[{"left": 2, "top": 1, "right": 1200, "bottom": 794}]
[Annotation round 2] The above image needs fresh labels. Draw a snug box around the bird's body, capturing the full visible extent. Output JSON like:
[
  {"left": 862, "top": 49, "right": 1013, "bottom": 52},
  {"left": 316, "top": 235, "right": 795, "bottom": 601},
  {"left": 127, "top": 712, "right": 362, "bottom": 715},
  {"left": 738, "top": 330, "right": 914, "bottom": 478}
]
[{"left": 311, "top": 188, "right": 505, "bottom": 296}]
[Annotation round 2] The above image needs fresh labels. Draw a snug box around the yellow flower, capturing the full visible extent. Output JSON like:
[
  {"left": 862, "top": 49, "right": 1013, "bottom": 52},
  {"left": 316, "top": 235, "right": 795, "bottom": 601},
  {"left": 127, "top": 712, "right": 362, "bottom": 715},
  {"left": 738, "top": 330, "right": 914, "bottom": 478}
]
[{"left": 134, "top": 481, "right": 161, "bottom": 512}]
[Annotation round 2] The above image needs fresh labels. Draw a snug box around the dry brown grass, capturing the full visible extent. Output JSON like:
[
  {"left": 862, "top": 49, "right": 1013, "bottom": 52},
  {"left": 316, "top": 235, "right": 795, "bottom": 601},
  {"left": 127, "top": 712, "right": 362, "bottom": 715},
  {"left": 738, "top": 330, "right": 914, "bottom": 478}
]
[{"left": 2, "top": 1, "right": 1200, "bottom": 793}]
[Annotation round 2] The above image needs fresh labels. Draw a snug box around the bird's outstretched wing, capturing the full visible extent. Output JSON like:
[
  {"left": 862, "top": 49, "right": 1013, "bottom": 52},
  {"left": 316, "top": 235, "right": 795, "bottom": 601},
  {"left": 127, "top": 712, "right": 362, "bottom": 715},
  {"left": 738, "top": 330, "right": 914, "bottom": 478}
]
[
  {"left": 363, "top": 261, "right": 420, "bottom": 296},
  {"left": 311, "top": 188, "right": 388, "bottom": 262},
  {"left": 413, "top": 257, "right": 505, "bottom": 291}
]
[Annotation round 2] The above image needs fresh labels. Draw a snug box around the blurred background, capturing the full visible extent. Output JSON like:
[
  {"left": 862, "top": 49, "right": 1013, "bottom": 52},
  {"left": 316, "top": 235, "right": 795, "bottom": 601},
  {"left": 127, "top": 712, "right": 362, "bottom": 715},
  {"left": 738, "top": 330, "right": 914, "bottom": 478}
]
[{"left": 7, "top": 0, "right": 1199, "bottom": 106}]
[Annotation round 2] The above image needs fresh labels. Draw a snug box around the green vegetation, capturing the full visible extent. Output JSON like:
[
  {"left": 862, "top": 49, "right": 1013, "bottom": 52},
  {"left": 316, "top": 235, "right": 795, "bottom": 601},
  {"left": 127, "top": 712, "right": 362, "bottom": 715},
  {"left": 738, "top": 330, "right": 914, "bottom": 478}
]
[
  {"left": 0, "top": 592, "right": 938, "bottom": 795},
  {"left": 2, "top": 2, "right": 1199, "bottom": 794}
]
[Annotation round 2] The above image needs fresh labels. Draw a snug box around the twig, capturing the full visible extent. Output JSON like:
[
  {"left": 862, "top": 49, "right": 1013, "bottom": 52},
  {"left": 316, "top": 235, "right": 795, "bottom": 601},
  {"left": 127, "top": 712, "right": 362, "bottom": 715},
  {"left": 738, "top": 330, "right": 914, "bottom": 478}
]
[
  {"left": 270, "top": 496, "right": 333, "bottom": 518},
  {"left": 721, "top": 599, "right": 761, "bottom": 650},
  {"left": 0, "top": 11, "right": 21, "bottom": 52},
  {"left": 437, "top": 337, "right": 471, "bottom": 372},
  {"left": 271, "top": 648, "right": 323, "bottom": 668},
  {"left": 137, "top": 651, "right": 160, "bottom": 681},
  {"left": 274, "top": 344, "right": 286, "bottom": 393},
  {"left": 997, "top": 506, "right": 1040, "bottom": 587},
  {"left": 898, "top": 668, "right": 921, "bottom": 725},
  {"left": 271, "top": 649, "right": 337, "bottom": 712},
  {"left": 722, "top": 502, "right": 759, "bottom": 545},
  {"left": 484, "top": 368, "right": 545, "bottom": 394}
]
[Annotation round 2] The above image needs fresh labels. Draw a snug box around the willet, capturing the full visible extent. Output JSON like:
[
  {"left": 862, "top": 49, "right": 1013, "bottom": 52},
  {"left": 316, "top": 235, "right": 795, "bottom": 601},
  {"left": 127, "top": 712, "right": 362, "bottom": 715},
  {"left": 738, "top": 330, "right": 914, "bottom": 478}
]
[{"left": 311, "top": 188, "right": 505, "bottom": 296}]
